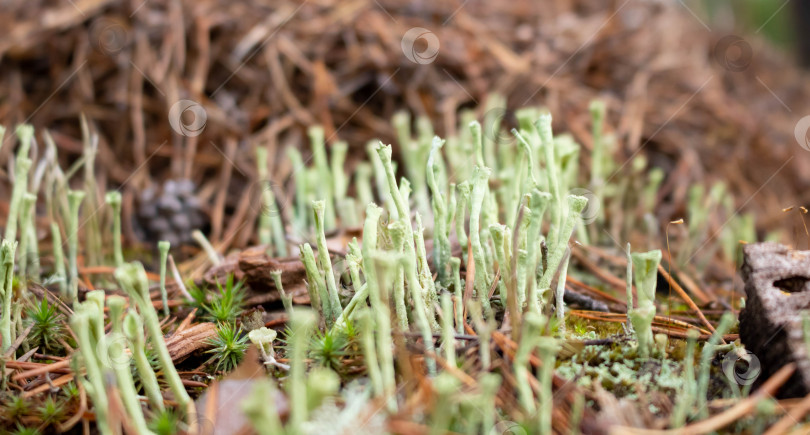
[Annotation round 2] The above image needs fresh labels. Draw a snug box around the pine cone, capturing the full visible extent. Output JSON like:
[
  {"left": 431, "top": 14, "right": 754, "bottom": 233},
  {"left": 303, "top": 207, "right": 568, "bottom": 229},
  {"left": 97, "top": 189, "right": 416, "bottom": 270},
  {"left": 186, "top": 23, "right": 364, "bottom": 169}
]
[{"left": 135, "top": 179, "right": 207, "bottom": 246}]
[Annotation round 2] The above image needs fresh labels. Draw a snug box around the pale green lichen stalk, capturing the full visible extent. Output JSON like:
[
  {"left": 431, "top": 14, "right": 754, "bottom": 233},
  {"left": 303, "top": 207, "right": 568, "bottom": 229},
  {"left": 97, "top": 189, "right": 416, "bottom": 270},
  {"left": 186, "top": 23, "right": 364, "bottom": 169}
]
[
  {"left": 5, "top": 124, "right": 34, "bottom": 244},
  {"left": 440, "top": 293, "right": 457, "bottom": 368},
  {"left": 313, "top": 200, "right": 343, "bottom": 325},
  {"left": 288, "top": 309, "right": 317, "bottom": 433},
  {"left": 123, "top": 309, "right": 164, "bottom": 411},
  {"left": 66, "top": 190, "right": 85, "bottom": 303},
  {"left": 192, "top": 229, "right": 221, "bottom": 266},
  {"left": 307, "top": 126, "right": 336, "bottom": 230},
  {"left": 671, "top": 329, "right": 699, "bottom": 428},
  {"left": 242, "top": 379, "right": 286, "bottom": 435},
  {"left": 105, "top": 295, "right": 153, "bottom": 434},
  {"left": 115, "top": 262, "right": 192, "bottom": 410},
  {"left": 70, "top": 305, "right": 112, "bottom": 435},
  {"left": 105, "top": 191, "right": 124, "bottom": 267},
  {"left": 18, "top": 193, "right": 37, "bottom": 280},
  {"left": 271, "top": 270, "right": 294, "bottom": 314},
  {"left": 300, "top": 242, "right": 327, "bottom": 322},
  {"left": 469, "top": 165, "right": 493, "bottom": 313},
  {"left": 50, "top": 222, "right": 67, "bottom": 293},
  {"left": 514, "top": 312, "right": 544, "bottom": 414},
  {"left": 427, "top": 137, "right": 451, "bottom": 286},
  {"left": 524, "top": 190, "right": 552, "bottom": 313},
  {"left": 537, "top": 195, "right": 588, "bottom": 308},
  {"left": 629, "top": 249, "right": 662, "bottom": 357},
  {"left": 362, "top": 203, "right": 400, "bottom": 401},
  {"left": 0, "top": 240, "right": 18, "bottom": 353},
  {"left": 256, "top": 145, "right": 287, "bottom": 257},
  {"left": 536, "top": 114, "right": 562, "bottom": 246},
  {"left": 536, "top": 332, "right": 560, "bottom": 434},
  {"left": 589, "top": 100, "right": 607, "bottom": 228},
  {"left": 696, "top": 312, "right": 734, "bottom": 419},
  {"left": 158, "top": 240, "right": 171, "bottom": 317}
]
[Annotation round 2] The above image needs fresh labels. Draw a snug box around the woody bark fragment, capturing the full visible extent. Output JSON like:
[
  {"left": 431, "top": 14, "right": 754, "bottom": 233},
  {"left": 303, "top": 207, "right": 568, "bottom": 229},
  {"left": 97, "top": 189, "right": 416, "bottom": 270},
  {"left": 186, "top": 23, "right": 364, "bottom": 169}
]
[
  {"left": 739, "top": 242, "right": 810, "bottom": 398},
  {"left": 204, "top": 246, "right": 310, "bottom": 305}
]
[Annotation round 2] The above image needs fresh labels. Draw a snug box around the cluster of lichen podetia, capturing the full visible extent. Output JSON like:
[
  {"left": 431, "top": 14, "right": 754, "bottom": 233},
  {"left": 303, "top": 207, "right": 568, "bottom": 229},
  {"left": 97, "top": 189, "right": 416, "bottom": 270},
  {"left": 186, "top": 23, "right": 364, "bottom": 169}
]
[
  {"left": 0, "top": 97, "right": 759, "bottom": 433},
  {"left": 244, "top": 102, "right": 681, "bottom": 432}
]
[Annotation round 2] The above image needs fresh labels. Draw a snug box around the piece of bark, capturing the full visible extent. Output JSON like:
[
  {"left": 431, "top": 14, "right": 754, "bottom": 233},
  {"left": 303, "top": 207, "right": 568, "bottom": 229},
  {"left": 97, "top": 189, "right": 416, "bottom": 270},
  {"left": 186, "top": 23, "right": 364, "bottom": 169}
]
[
  {"left": 201, "top": 245, "right": 310, "bottom": 305},
  {"left": 166, "top": 322, "right": 217, "bottom": 362},
  {"left": 238, "top": 246, "right": 310, "bottom": 304},
  {"left": 739, "top": 242, "right": 810, "bottom": 398}
]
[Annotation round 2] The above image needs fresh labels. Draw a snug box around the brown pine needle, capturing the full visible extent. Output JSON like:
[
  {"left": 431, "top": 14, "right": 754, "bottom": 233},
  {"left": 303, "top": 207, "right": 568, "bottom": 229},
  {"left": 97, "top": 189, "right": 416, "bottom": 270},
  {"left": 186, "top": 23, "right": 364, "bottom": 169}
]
[
  {"left": 763, "top": 392, "right": 810, "bottom": 435},
  {"left": 657, "top": 264, "right": 721, "bottom": 342}
]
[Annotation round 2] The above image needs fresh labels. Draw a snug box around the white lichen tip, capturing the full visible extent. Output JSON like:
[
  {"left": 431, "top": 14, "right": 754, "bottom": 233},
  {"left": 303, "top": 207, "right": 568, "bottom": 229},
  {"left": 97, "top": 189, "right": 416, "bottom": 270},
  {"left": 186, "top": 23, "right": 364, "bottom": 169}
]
[
  {"left": 248, "top": 326, "right": 278, "bottom": 346},
  {"left": 105, "top": 191, "right": 122, "bottom": 205},
  {"left": 376, "top": 141, "right": 392, "bottom": 158},
  {"left": 631, "top": 249, "right": 662, "bottom": 303},
  {"left": 312, "top": 199, "right": 325, "bottom": 213},
  {"left": 631, "top": 250, "right": 662, "bottom": 275},
  {"left": 307, "top": 124, "right": 324, "bottom": 137},
  {"left": 537, "top": 113, "right": 553, "bottom": 131},
  {"left": 123, "top": 310, "right": 142, "bottom": 339},
  {"left": 68, "top": 189, "right": 86, "bottom": 204},
  {"left": 86, "top": 290, "right": 106, "bottom": 310},
  {"left": 589, "top": 99, "right": 606, "bottom": 115},
  {"left": 533, "top": 191, "right": 552, "bottom": 206},
  {"left": 472, "top": 165, "right": 492, "bottom": 180},
  {"left": 15, "top": 124, "right": 34, "bottom": 144},
  {"left": 1, "top": 239, "right": 17, "bottom": 264},
  {"left": 567, "top": 194, "right": 589, "bottom": 215}
]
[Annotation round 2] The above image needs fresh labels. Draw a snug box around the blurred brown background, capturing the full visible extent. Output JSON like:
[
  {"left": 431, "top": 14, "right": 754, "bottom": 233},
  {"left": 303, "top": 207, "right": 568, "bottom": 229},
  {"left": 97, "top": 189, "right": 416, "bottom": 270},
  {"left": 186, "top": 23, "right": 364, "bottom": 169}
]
[{"left": 1, "top": 0, "right": 809, "bottom": 254}]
